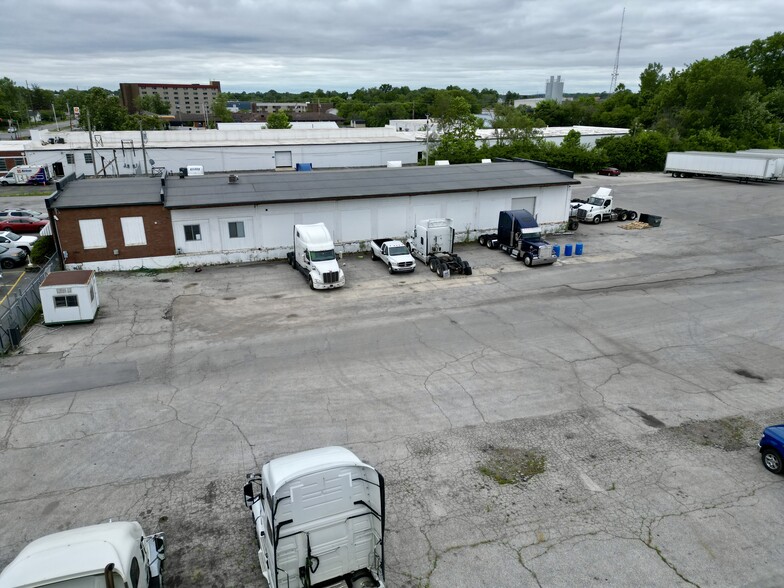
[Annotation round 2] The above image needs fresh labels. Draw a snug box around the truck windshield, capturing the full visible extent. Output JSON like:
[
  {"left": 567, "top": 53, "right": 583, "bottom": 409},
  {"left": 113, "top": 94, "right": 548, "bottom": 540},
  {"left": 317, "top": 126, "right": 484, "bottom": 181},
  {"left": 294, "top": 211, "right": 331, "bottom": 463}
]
[
  {"left": 387, "top": 246, "right": 409, "bottom": 256},
  {"left": 587, "top": 197, "right": 604, "bottom": 206},
  {"left": 309, "top": 249, "right": 336, "bottom": 262},
  {"left": 4, "top": 232, "right": 21, "bottom": 240},
  {"left": 520, "top": 231, "right": 541, "bottom": 241}
]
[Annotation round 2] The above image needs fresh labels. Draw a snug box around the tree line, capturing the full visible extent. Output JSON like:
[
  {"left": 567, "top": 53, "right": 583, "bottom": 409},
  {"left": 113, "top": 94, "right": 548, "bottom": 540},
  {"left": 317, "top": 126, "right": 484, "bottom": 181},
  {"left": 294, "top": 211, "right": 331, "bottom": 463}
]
[{"left": 1, "top": 32, "right": 780, "bottom": 172}]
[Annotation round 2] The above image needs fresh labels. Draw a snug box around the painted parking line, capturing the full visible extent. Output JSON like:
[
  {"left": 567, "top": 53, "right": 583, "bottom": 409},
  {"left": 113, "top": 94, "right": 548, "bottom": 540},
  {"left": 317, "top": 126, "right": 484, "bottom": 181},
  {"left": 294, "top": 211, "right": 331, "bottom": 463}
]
[{"left": 0, "top": 271, "right": 26, "bottom": 305}]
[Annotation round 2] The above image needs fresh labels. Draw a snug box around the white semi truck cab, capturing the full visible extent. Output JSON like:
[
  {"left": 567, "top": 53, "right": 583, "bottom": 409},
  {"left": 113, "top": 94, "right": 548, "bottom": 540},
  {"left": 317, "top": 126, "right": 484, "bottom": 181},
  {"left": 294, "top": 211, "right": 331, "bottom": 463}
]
[
  {"left": 572, "top": 187, "right": 638, "bottom": 224},
  {"left": 287, "top": 223, "right": 345, "bottom": 290},
  {"left": 0, "top": 521, "right": 165, "bottom": 588},
  {"left": 243, "top": 446, "right": 385, "bottom": 588}
]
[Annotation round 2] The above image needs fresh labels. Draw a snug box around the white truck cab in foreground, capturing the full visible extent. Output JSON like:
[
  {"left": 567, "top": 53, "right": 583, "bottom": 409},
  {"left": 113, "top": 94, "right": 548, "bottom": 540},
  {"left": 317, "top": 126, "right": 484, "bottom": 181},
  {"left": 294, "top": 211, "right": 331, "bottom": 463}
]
[
  {"left": 287, "top": 223, "right": 345, "bottom": 290},
  {"left": 243, "top": 446, "right": 385, "bottom": 588},
  {"left": 0, "top": 521, "right": 165, "bottom": 588}
]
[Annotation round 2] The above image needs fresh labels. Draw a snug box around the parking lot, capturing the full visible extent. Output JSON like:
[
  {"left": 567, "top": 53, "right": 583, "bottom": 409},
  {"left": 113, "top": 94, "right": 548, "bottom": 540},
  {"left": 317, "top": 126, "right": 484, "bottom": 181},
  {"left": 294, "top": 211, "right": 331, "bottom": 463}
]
[{"left": 1, "top": 172, "right": 783, "bottom": 587}]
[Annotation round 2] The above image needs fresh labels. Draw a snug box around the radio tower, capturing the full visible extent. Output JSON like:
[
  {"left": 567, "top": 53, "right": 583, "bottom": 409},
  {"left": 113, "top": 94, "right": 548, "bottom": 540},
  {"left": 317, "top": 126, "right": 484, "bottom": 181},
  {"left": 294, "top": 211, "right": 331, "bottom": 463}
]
[{"left": 610, "top": 7, "right": 625, "bottom": 93}]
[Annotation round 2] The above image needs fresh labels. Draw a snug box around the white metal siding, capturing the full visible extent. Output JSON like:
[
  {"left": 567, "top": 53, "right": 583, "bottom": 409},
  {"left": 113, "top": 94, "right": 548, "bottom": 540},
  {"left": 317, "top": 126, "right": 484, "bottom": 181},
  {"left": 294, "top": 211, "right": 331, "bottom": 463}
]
[
  {"left": 511, "top": 196, "right": 536, "bottom": 215},
  {"left": 79, "top": 219, "right": 107, "bottom": 249},
  {"left": 120, "top": 216, "right": 147, "bottom": 246}
]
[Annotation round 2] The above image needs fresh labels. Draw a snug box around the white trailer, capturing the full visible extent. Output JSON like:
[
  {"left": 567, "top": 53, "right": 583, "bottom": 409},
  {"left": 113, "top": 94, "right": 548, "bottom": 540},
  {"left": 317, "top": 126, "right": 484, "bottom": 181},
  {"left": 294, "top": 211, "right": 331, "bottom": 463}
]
[
  {"left": 0, "top": 521, "right": 165, "bottom": 588},
  {"left": 243, "top": 446, "right": 385, "bottom": 588},
  {"left": 664, "top": 152, "right": 779, "bottom": 182}
]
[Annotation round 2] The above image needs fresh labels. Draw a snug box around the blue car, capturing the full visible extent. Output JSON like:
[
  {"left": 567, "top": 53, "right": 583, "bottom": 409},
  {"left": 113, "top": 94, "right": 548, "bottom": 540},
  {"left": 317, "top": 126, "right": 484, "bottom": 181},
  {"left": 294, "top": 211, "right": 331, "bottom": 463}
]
[{"left": 759, "top": 425, "right": 784, "bottom": 474}]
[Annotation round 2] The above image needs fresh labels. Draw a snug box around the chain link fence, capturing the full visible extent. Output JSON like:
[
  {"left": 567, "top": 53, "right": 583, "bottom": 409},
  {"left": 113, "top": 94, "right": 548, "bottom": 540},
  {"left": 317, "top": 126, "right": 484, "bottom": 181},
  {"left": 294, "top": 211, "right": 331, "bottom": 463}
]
[{"left": 0, "top": 254, "right": 60, "bottom": 354}]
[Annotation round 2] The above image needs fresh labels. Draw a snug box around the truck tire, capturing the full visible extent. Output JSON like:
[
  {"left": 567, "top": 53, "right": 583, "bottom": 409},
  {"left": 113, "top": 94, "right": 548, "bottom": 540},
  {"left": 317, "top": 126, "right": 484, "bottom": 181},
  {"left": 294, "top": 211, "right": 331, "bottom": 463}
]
[
  {"left": 620, "top": 211, "right": 628, "bottom": 221},
  {"left": 0, "top": 181, "right": 7, "bottom": 186},
  {"left": 428, "top": 257, "right": 438, "bottom": 272},
  {"left": 370, "top": 249, "right": 377, "bottom": 261},
  {"left": 486, "top": 238, "right": 495, "bottom": 249},
  {"left": 478, "top": 235, "right": 486, "bottom": 246},
  {"left": 522, "top": 253, "right": 533, "bottom": 267},
  {"left": 462, "top": 261, "right": 472, "bottom": 276},
  {"left": 453, "top": 255, "right": 462, "bottom": 265},
  {"left": 436, "top": 263, "right": 444, "bottom": 277},
  {"left": 308, "top": 276, "right": 315, "bottom": 290},
  {"left": 592, "top": 216, "right": 601, "bottom": 225},
  {"left": 629, "top": 211, "right": 638, "bottom": 221},
  {"left": 568, "top": 219, "right": 579, "bottom": 231},
  {"left": 388, "top": 263, "right": 394, "bottom": 274}
]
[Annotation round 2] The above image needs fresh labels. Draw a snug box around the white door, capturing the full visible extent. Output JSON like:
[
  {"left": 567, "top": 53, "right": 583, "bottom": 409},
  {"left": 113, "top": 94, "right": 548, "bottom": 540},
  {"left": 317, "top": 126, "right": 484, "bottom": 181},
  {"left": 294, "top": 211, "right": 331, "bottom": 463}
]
[{"left": 274, "top": 151, "right": 293, "bottom": 168}]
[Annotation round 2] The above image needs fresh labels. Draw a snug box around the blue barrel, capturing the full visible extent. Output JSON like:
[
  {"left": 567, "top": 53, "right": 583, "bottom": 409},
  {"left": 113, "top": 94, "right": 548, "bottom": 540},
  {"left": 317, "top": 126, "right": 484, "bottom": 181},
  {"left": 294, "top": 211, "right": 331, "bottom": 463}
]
[
  {"left": 575, "top": 242, "right": 583, "bottom": 255},
  {"left": 552, "top": 244, "right": 560, "bottom": 257},
  {"left": 564, "top": 244, "right": 573, "bottom": 256}
]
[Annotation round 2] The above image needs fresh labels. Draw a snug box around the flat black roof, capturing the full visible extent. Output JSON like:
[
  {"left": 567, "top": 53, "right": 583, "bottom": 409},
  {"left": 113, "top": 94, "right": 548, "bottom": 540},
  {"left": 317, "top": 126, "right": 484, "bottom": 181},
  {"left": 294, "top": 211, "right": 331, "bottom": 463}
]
[{"left": 49, "top": 162, "right": 579, "bottom": 210}]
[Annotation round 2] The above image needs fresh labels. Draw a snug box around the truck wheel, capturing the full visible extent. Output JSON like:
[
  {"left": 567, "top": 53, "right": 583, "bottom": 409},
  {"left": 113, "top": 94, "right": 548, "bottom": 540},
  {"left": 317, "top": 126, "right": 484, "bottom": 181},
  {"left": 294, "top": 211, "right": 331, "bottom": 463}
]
[
  {"left": 478, "top": 235, "right": 487, "bottom": 246},
  {"left": 486, "top": 239, "right": 494, "bottom": 249},
  {"left": 428, "top": 257, "right": 438, "bottom": 272},
  {"left": 308, "top": 276, "right": 315, "bottom": 290},
  {"left": 436, "top": 263, "right": 443, "bottom": 277},
  {"left": 0, "top": 181, "right": 7, "bottom": 186},
  {"left": 592, "top": 216, "right": 601, "bottom": 225},
  {"left": 1, "top": 259, "right": 14, "bottom": 269},
  {"left": 388, "top": 263, "right": 394, "bottom": 274},
  {"left": 629, "top": 211, "right": 638, "bottom": 221},
  {"left": 522, "top": 253, "right": 533, "bottom": 267},
  {"left": 453, "top": 255, "right": 462, "bottom": 265},
  {"left": 568, "top": 219, "right": 579, "bottom": 231},
  {"left": 463, "top": 262, "right": 472, "bottom": 276},
  {"left": 620, "top": 211, "right": 628, "bottom": 221},
  {"left": 370, "top": 249, "right": 377, "bottom": 261}
]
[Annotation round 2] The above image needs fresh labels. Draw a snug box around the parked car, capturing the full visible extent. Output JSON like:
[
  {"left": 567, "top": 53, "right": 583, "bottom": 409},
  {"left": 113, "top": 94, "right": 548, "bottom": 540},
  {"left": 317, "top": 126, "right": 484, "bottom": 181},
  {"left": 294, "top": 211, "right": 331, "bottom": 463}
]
[
  {"left": 0, "top": 231, "right": 37, "bottom": 253},
  {"left": 759, "top": 425, "right": 784, "bottom": 474},
  {"left": 597, "top": 167, "right": 621, "bottom": 176},
  {"left": 0, "top": 243, "right": 28, "bottom": 269},
  {"left": 0, "top": 209, "right": 47, "bottom": 219},
  {"left": 0, "top": 216, "right": 49, "bottom": 233}
]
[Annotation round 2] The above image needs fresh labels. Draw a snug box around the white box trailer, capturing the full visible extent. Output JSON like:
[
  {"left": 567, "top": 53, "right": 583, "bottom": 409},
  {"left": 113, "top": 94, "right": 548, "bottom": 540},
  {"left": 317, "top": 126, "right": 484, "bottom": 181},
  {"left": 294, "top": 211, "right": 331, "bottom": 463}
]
[
  {"left": 40, "top": 270, "right": 99, "bottom": 325},
  {"left": 664, "top": 152, "right": 779, "bottom": 181},
  {"left": 736, "top": 149, "right": 784, "bottom": 177}
]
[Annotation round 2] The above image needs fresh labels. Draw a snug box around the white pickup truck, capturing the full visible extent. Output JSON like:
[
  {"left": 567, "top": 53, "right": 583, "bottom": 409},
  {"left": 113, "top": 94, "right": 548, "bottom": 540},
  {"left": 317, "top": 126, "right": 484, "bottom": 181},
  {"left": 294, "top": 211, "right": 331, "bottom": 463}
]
[
  {"left": 369, "top": 238, "right": 416, "bottom": 273},
  {"left": 0, "top": 521, "right": 165, "bottom": 588}
]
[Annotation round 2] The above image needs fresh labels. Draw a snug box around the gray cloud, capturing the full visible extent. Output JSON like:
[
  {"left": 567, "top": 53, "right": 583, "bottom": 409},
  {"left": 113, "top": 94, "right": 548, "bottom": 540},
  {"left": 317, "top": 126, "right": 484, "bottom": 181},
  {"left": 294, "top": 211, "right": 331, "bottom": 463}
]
[{"left": 2, "top": 0, "right": 780, "bottom": 93}]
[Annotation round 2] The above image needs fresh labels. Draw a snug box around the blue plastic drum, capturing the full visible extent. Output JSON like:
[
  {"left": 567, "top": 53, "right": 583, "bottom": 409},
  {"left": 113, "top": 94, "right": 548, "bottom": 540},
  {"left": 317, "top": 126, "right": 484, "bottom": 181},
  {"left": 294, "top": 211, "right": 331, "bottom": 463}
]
[
  {"left": 575, "top": 242, "right": 583, "bottom": 255},
  {"left": 564, "top": 244, "right": 573, "bottom": 256},
  {"left": 552, "top": 244, "right": 561, "bottom": 257}
]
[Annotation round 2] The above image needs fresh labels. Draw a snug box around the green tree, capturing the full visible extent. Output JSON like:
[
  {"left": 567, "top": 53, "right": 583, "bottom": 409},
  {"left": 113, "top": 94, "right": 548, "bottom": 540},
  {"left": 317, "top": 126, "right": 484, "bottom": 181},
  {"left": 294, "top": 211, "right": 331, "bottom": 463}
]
[
  {"left": 727, "top": 32, "right": 784, "bottom": 90},
  {"left": 135, "top": 94, "right": 170, "bottom": 115},
  {"left": 80, "top": 87, "right": 129, "bottom": 130},
  {"left": 430, "top": 96, "right": 481, "bottom": 164},
  {"left": 266, "top": 111, "right": 291, "bottom": 129},
  {"left": 210, "top": 93, "right": 233, "bottom": 124}
]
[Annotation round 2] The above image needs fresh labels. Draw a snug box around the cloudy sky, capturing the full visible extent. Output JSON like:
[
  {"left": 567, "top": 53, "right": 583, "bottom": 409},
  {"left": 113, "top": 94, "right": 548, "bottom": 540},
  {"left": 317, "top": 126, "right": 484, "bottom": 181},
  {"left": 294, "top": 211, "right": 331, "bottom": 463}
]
[{"left": 3, "top": 0, "right": 780, "bottom": 95}]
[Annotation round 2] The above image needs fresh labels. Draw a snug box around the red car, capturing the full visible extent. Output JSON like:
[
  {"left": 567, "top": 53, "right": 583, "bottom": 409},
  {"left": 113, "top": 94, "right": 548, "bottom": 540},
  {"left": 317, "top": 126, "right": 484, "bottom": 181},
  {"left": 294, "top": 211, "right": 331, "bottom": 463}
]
[
  {"left": 597, "top": 167, "right": 621, "bottom": 176},
  {"left": 0, "top": 216, "right": 49, "bottom": 233}
]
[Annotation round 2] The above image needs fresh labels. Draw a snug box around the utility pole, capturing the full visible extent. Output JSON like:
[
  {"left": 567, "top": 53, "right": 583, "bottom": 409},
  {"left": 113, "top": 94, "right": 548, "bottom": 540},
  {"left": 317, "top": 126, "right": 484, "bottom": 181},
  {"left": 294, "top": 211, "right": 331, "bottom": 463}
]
[
  {"left": 66, "top": 102, "right": 72, "bottom": 130},
  {"left": 87, "top": 111, "right": 98, "bottom": 177},
  {"left": 51, "top": 103, "right": 60, "bottom": 131},
  {"left": 425, "top": 116, "right": 430, "bottom": 166},
  {"left": 610, "top": 7, "right": 625, "bottom": 93},
  {"left": 140, "top": 122, "right": 149, "bottom": 175}
]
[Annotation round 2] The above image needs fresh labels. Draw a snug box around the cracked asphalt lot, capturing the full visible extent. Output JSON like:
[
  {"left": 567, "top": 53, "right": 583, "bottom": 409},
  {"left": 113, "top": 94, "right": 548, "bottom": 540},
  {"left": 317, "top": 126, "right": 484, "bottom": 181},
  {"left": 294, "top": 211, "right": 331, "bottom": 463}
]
[{"left": 1, "top": 173, "right": 783, "bottom": 587}]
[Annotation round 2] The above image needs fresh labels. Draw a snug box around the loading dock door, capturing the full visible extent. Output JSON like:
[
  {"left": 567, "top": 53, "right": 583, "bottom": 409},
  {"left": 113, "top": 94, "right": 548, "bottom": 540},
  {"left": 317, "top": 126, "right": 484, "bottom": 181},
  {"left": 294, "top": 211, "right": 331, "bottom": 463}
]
[
  {"left": 275, "top": 151, "right": 293, "bottom": 168},
  {"left": 511, "top": 196, "right": 536, "bottom": 215}
]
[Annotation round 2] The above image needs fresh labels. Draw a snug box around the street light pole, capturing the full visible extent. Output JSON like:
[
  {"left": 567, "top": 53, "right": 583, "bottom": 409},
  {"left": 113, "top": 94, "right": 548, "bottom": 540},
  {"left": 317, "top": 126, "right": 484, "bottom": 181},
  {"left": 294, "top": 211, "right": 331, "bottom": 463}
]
[{"left": 51, "top": 103, "right": 60, "bottom": 131}]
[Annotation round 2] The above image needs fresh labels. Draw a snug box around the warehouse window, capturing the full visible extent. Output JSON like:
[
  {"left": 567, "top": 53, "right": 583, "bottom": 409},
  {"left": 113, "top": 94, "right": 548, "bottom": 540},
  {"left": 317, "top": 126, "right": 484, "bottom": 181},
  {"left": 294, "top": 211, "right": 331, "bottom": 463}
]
[
  {"left": 79, "top": 219, "right": 107, "bottom": 249},
  {"left": 184, "top": 224, "right": 201, "bottom": 241},
  {"left": 84, "top": 153, "right": 93, "bottom": 164},
  {"left": 0, "top": 161, "right": 6, "bottom": 172},
  {"left": 228, "top": 221, "right": 245, "bottom": 239},
  {"left": 54, "top": 295, "right": 79, "bottom": 308},
  {"left": 121, "top": 216, "right": 147, "bottom": 246},
  {"left": 66, "top": 154, "right": 75, "bottom": 164}
]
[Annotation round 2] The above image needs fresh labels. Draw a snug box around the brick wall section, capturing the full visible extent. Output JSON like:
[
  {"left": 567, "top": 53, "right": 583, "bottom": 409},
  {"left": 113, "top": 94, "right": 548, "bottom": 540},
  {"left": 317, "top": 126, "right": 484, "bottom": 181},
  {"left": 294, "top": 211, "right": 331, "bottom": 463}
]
[{"left": 53, "top": 204, "right": 175, "bottom": 264}]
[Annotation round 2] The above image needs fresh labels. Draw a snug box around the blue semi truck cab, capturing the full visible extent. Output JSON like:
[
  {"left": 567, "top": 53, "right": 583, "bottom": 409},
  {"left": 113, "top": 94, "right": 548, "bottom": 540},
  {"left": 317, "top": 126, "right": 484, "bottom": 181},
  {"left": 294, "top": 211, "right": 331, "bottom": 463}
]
[{"left": 477, "top": 209, "right": 557, "bottom": 266}]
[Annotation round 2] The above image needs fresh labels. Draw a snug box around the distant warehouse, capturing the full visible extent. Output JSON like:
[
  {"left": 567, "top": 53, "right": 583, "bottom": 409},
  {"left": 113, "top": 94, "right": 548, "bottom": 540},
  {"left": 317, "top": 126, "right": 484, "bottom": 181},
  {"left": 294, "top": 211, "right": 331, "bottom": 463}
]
[{"left": 46, "top": 161, "right": 578, "bottom": 271}]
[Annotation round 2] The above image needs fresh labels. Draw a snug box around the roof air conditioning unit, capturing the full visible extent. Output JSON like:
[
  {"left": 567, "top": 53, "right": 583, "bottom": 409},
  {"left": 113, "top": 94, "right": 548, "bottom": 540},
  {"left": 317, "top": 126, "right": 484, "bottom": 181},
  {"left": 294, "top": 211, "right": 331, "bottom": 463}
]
[{"left": 228, "top": 174, "right": 239, "bottom": 183}]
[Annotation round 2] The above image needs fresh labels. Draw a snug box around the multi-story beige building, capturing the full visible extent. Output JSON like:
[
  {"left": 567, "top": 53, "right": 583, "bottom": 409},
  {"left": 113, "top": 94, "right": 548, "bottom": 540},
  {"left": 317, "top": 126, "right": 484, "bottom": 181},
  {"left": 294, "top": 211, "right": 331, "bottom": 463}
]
[{"left": 120, "top": 81, "right": 221, "bottom": 116}]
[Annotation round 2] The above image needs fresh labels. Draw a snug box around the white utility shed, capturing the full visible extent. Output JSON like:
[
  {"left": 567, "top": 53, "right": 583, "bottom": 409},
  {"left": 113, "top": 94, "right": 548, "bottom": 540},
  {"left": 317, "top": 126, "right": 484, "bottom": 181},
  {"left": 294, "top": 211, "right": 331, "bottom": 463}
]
[{"left": 40, "top": 270, "right": 99, "bottom": 325}]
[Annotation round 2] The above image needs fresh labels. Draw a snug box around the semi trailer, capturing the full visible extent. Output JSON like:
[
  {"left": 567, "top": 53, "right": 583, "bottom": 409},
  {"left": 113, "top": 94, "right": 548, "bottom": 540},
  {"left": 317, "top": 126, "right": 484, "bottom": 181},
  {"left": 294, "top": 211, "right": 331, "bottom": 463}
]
[{"left": 664, "top": 151, "right": 780, "bottom": 182}]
